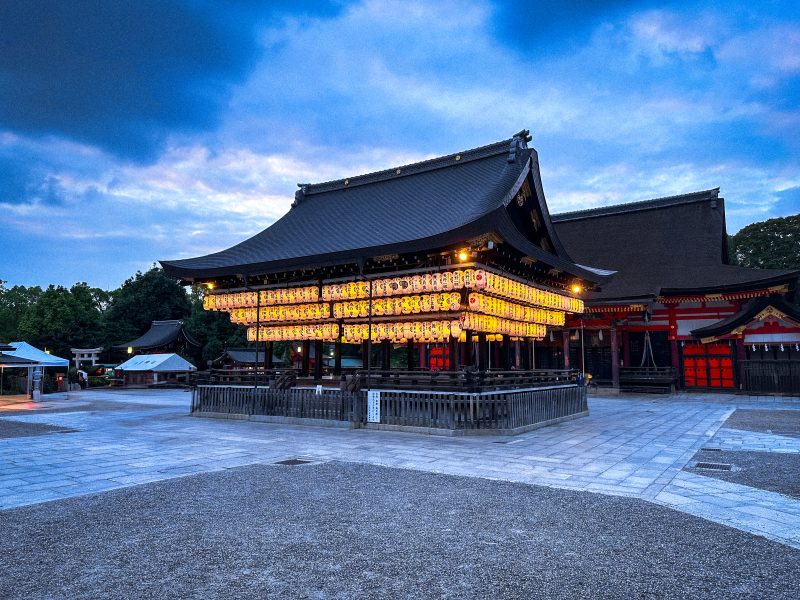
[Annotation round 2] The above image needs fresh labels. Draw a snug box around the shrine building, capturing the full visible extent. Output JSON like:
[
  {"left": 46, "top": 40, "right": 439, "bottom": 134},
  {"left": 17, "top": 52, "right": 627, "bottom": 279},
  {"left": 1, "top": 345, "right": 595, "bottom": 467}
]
[
  {"left": 549, "top": 190, "right": 800, "bottom": 394},
  {"left": 161, "top": 130, "right": 604, "bottom": 432}
]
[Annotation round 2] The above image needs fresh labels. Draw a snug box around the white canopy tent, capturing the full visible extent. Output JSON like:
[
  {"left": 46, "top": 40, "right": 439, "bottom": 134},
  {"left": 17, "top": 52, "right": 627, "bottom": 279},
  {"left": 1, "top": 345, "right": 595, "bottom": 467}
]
[
  {"left": 0, "top": 342, "right": 70, "bottom": 397},
  {"left": 116, "top": 353, "right": 196, "bottom": 387}
]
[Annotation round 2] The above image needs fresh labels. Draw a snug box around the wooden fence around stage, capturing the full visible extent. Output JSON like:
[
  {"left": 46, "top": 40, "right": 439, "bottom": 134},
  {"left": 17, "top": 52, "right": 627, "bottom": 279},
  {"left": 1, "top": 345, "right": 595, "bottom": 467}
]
[{"left": 191, "top": 370, "right": 587, "bottom": 433}]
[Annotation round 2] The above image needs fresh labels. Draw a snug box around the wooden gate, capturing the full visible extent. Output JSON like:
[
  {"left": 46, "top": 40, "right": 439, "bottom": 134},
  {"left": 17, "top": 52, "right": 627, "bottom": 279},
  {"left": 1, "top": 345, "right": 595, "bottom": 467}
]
[{"left": 682, "top": 343, "right": 735, "bottom": 389}]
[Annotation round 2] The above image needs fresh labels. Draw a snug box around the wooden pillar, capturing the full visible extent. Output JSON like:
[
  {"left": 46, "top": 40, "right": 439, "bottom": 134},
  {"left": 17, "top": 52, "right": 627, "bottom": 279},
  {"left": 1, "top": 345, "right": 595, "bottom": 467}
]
[
  {"left": 521, "top": 338, "right": 530, "bottom": 370},
  {"left": 670, "top": 339, "right": 680, "bottom": 371},
  {"left": 418, "top": 343, "right": 427, "bottom": 370},
  {"left": 301, "top": 340, "right": 311, "bottom": 376},
  {"left": 610, "top": 324, "right": 619, "bottom": 389},
  {"left": 334, "top": 338, "right": 342, "bottom": 375},
  {"left": 514, "top": 340, "right": 522, "bottom": 369},
  {"left": 406, "top": 340, "right": 414, "bottom": 370},
  {"left": 266, "top": 342, "right": 274, "bottom": 370},
  {"left": 478, "top": 333, "right": 488, "bottom": 371},
  {"left": 501, "top": 336, "right": 511, "bottom": 370},
  {"left": 313, "top": 340, "right": 323, "bottom": 380},
  {"left": 735, "top": 338, "right": 747, "bottom": 391},
  {"left": 622, "top": 329, "right": 631, "bottom": 367},
  {"left": 562, "top": 330, "right": 571, "bottom": 369},
  {"left": 463, "top": 331, "right": 473, "bottom": 367},
  {"left": 381, "top": 340, "right": 391, "bottom": 370},
  {"left": 449, "top": 337, "right": 459, "bottom": 371},
  {"left": 362, "top": 341, "right": 370, "bottom": 372},
  {"left": 531, "top": 339, "right": 535, "bottom": 369}
]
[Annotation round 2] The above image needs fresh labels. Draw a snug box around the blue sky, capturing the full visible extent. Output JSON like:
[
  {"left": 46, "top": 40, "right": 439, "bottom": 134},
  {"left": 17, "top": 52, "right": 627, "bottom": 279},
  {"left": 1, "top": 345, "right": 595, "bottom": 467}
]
[{"left": 2, "top": 0, "right": 799, "bottom": 289}]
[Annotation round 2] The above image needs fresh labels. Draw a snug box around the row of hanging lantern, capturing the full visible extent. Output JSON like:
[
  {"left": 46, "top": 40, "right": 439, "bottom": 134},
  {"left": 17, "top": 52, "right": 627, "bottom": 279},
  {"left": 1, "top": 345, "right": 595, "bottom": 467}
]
[
  {"left": 205, "top": 268, "right": 583, "bottom": 313},
  {"left": 247, "top": 323, "right": 340, "bottom": 342},
  {"left": 459, "top": 313, "right": 546, "bottom": 339},
  {"left": 229, "top": 303, "right": 331, "bottom": 324},
  {"left": 247, "top": 313, "right": 547, "bottom": 344},
  {"left": 205, "top": 286, "right": 320, "bottom": 310},
  {"left": 484, "top": 272, "right": 583, "bottom": 312},
  {"left": 333, "top": 293, "right": 462, "bottom": 319},
  {"left": 323, "top": 269, "right": 486, "bottom": 300},
  {"left": 467, "top": 293, "right": 565, "bottom": 325}
]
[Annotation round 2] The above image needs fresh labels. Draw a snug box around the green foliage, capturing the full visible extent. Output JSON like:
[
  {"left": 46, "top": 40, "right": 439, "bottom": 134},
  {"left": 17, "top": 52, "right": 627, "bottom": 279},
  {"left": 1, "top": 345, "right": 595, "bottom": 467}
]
[
  {"left": 104, "top": 267, "right": 192, "bottom": 344},
  {"left": 0, "top": 282, "right": 42, "bottom": 342},
  {"left": 17, "top": 283, "right": 107, "bottom": 357},
  {"left": 728, "top": 214, "right": 800, "bottom": 269}
]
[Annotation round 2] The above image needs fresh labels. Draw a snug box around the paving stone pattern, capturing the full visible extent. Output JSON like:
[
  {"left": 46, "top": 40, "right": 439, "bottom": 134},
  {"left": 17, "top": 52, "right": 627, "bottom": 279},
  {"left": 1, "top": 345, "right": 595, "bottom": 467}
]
[{"left": 1, "top": 389, "right": 799, "bottom": 550}]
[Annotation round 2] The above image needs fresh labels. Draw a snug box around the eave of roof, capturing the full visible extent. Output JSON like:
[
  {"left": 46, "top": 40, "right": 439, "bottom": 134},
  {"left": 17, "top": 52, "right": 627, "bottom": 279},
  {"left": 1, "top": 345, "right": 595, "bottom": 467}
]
[
  {"left": 691, "top": 295, "right": 800, "bottom": 337},
  {"left": 113, "top": 320, "right": 200, "bottom": 351}
]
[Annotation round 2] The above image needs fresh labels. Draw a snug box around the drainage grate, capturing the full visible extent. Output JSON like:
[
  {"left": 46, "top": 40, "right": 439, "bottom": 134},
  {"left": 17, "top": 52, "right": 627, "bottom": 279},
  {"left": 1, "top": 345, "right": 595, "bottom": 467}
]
[
  {"left": 274, "top": 458, "right": 312, "bottom": 466},
  {"left": 694, "top": 462, "right": 732, "bottom": 471},
  {"left": 700, "top": 447, "right": 722, "bottom": 452}
]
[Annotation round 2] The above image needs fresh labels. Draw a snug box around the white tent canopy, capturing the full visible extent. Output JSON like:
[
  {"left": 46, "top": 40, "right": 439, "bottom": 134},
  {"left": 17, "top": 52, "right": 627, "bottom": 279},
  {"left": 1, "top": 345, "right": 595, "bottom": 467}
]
[
  {"left": 2, "top": 342, "right": 70, "bottom": 367},
  {"left": 0, "top": 342, "right": 70, "bottom": 397},
  {"left": 116, "top": 353, "right": 196, "bottom": 372}
]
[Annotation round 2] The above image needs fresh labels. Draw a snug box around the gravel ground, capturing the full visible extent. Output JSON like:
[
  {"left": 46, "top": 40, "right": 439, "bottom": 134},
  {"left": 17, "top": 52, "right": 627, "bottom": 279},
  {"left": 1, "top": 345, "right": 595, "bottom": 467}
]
[
  {"left": 722, "top": 409, "right": 800, "bottom": 438},
  {"left": 1, "top": 462, "right": 798, "bottom": 600},
  {"left": 0, "top": 418, "right": 77, "bottom": 439},
  {"left": 685, "top": 449, "right": 800, "bottom": 498}
]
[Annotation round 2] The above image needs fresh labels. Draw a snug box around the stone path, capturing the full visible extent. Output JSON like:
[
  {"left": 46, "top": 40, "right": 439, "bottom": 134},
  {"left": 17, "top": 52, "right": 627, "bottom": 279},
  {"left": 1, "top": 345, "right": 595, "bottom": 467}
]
[{"left": 1, "top": 389, "right": 799, "bottom": 548}]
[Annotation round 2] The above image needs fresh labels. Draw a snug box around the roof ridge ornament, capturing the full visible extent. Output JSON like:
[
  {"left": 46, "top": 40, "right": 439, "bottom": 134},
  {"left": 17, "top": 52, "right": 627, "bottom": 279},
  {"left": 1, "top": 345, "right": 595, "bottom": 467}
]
[
  {"left": 292, "top": 184, "right": 309, "bottom": 207},
  {"left": 508, "top": 129, "right": 532, "bottom": 163}
]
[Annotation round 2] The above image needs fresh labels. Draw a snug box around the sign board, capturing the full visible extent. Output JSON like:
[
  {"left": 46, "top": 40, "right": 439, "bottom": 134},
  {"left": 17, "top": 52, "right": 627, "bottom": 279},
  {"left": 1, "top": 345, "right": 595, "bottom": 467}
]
[{"left": 367, "top": 390, "right": 381, "bottom": 423}]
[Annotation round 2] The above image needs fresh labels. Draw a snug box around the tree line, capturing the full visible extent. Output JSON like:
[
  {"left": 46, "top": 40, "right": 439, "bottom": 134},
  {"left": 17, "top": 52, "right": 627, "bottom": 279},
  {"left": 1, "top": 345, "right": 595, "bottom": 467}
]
[{"left": 0, "top": 267, "right": 246, "bottom": 367}]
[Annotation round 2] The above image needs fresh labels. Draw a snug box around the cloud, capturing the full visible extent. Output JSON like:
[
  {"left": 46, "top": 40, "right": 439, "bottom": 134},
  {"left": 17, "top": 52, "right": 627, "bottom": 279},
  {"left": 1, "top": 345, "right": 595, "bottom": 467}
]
[
  {"left": 628, "top": 9, "right": 718, "bottom": 61},
  {"left": 0, "top": 1, "right": 271, "bottom": 162}
]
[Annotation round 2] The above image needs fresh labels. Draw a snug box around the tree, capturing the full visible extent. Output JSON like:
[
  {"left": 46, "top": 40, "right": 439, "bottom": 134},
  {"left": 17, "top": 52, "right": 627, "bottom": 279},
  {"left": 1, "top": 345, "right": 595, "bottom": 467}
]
[
  {"left": 17, "top": 283, "right": 106, "bottom": 357},
  {"left": 728, "top": 214, "right": 800, "bottom": 269},
  {"left": 0, "top": 282, "right": 42, "bottom": 342},
  {"left": 104, "top": 267, "right": 192, "bottom": 345}
]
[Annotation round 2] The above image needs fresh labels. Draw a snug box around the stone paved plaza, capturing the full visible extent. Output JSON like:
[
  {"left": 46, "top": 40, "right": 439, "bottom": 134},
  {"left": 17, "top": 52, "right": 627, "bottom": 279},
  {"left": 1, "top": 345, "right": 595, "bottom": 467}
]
[{"left": 1, "top": 388, "right": 800, "bottom": 551}]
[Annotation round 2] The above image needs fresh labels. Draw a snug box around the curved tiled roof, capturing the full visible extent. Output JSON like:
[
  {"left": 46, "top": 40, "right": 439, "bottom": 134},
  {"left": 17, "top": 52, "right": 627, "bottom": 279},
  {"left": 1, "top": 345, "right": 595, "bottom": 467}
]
[
  {"left": 691, "top": 295, "right": 800, "bottom": 338},
  {"left": 161, "top": 132, "right": 607, "bottom": 284},
  {"left": 553, "top": 190, "right": 799, "bottom": 301},
  {"left": 113, "top": 320, "right": 200, "bottom": 351}
]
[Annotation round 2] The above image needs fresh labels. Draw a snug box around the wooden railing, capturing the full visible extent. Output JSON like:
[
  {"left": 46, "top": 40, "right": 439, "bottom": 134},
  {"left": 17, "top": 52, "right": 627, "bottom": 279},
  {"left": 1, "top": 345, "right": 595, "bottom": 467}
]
[
  {"left": 741, "top": 361, "right": 800, "bottom": 395},
  {"left": 192, "top": 368, "right": 577, "bottom": 392},
  {"left": 359, "top": 369, "right": 577, "bottom": 392},
  {"left": 619, "top": 366, "right": 677, "bottom": 393},
  {"left": 371, "top": 385, "right": 586, "bottom": 430},
  {"left": 192, "top": 371, "right": 587, "bottom": 433},
  {"left": 192, "top": 386, "right": 358, "bottom": 421}
]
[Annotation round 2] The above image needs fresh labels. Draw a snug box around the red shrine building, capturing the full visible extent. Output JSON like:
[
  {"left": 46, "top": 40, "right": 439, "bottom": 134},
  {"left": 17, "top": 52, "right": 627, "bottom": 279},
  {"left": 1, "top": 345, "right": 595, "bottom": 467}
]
[{"left": 548, "top": 189, "right": 800, "bottom": 394}]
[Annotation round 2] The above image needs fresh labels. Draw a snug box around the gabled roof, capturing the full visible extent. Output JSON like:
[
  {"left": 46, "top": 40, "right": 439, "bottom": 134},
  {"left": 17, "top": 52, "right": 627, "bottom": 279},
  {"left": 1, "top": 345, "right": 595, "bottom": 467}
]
[
  {"left": 113, "top": 320, "right": 200, "bottom": 351},
  {"left": 553, "top": 189, "right": 800, "bottom": 302},
  {"left": 160, "top": 131, "right": 607, "bottom": 285},
  {"left": 691, "top": 295, "right": 800, "bottom": 338},
  {"left": 1, "top": 342, "right": 69, "bottom": 367},
  {"left": 116, "top": 353, "right": 196, "bottom": 372}
]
